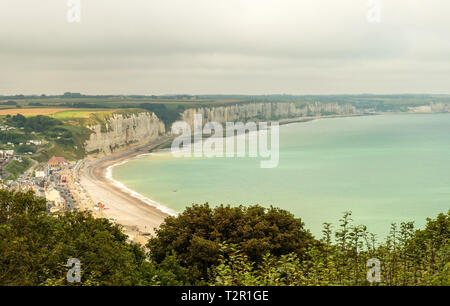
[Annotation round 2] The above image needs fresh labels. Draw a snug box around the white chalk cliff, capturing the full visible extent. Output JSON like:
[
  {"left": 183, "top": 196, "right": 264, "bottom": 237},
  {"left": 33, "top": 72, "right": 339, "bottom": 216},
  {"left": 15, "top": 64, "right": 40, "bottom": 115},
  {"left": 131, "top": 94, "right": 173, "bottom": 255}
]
[
  {"left": 84, "top": 102, "right": 360, "bottom": 154},
  {"left": 180, "top": 102, "right": 360, "bottom": 129},
  {"left": 84, "top": 112, "right": 165, "bottom": 154}
]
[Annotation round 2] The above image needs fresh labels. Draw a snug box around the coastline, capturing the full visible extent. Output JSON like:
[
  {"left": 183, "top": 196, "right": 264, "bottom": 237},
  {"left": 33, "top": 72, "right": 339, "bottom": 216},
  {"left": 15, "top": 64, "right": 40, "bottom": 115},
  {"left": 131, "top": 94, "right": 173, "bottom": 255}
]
[
  {"left": 76, "top": 113, "right": 374, "bottom": 244},
  {"left": 78, "top": 136, "right": 173, "bottom": 244},
  {"left": 104, "top": 158, "right": 178, "bottom": 217}
]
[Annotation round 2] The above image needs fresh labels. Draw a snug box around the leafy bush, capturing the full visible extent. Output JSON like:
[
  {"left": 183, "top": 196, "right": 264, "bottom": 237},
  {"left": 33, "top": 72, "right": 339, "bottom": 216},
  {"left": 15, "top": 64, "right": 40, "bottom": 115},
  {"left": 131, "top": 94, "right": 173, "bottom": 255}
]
[
  {"left": 0, "top": 190, "right": 447, "bottom": 286},
  {"left": 4, "top": 157, "right": 32, "bottom": 179},
  {"left": 6, "top": 114, "right": 62, "bottom": 132},
  {"left": 0, "top": 131, "right": 28, "bottom": 145},
  {"left": 209, "top": 211, "right": 449, "bottom": 286},
  {"left": 147, "top": 204, "right": 316, "bottom": 283},
  {"left": 0, "top": 189, "right": 184, "bottom": 285}
]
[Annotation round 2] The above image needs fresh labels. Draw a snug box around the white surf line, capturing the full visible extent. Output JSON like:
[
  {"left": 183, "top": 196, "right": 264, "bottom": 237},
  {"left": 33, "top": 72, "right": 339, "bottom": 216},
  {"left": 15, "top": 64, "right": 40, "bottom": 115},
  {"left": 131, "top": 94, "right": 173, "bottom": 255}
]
[{"left": 105, "top": 154, "right": 178, "bottom": 217}]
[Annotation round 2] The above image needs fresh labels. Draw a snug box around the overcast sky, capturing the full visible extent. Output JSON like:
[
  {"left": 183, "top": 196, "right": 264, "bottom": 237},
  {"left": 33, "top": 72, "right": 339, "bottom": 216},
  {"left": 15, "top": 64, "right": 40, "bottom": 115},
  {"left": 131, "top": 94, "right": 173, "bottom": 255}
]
[{"left": 0, "top": 0, "right": 449, "bottom": 95}]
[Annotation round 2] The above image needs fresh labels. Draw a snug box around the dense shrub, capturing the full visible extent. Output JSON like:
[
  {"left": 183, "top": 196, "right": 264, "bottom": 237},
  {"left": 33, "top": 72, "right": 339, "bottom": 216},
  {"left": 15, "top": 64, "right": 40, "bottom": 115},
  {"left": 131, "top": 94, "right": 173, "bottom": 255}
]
[
  {"left": 0, "top": 190, "right": 448, "bottom": 286},
  {"left": 147, "top": 204, "right": 316, "bottom": 283}
]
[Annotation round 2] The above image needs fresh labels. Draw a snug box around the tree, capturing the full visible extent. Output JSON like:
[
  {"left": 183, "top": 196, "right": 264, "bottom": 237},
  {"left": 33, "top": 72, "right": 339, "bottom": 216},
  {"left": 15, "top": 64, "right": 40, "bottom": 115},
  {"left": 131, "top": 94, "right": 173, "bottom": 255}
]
[
  {"left": 209, "top": 212, "right": 449, "bottom": 286},
  {"left": 1, "top": 189, "right": 448, "bottom": 286},
  {"left": 147, "top": 203, "right": 316, "bottom": 283},
  {"left": 0, "top": 189, "right": 184, "bottom": 285}
]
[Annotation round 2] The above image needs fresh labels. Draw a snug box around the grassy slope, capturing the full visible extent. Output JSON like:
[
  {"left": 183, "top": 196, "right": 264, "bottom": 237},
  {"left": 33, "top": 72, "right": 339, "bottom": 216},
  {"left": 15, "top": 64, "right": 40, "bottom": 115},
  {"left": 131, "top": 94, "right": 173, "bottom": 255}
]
[
  {"left": 33, "top": 108, "right": 152, "bottom": 161},
  {"left": 4, "top": 157, "right": 32, "bottom": 180},
  {"left": 32, "top": 124, "right": 90, "bottom": 162}
]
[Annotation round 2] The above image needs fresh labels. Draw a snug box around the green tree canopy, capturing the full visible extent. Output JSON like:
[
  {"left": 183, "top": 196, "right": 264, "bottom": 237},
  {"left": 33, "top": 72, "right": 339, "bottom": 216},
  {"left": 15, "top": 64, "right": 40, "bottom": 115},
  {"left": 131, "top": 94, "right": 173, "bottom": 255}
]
[
  {"left": 0, "top": 189, "right": 181, "bottom": 285},
  {"left": 147, "top": 203, "right": 316, "bottom": 283}
]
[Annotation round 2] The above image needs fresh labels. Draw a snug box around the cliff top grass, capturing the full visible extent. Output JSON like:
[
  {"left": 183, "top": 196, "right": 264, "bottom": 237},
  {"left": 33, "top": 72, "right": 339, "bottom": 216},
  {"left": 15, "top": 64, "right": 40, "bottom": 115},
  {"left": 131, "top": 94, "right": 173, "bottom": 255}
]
[{"left": 50, "top": 108, "right": 148, "bottom": 127}]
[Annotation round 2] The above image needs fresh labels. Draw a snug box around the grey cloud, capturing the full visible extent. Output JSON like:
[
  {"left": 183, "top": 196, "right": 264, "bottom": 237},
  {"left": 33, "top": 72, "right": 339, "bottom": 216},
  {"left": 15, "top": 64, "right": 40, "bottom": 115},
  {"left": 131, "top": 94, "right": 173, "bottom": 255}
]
[{"left": 0, "top": 0, "right": 449, "bottom": 94}]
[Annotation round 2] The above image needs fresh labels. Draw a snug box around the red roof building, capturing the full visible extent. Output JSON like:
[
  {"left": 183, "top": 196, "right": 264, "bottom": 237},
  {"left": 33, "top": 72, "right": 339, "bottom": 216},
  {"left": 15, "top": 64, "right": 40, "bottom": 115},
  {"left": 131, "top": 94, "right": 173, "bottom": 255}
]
[{"left": 48, "top": 156, "right": 68, "bottom": 166}]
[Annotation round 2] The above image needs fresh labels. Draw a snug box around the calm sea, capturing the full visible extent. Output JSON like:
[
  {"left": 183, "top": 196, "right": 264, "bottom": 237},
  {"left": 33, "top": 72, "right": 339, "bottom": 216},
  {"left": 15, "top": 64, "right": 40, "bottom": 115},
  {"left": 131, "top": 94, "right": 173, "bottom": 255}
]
[{"left": 113, "top": 114, "right": 450, "bottom": 239}]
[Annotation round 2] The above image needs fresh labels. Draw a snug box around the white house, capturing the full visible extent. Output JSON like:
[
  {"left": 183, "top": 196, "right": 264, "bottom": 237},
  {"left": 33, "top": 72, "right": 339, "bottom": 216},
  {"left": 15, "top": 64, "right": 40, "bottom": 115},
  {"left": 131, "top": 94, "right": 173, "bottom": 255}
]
[
  {"left": 29, "top": 140, "right": 42, "bottom": 145},
  {"left": 0, "top": 149, "right": 15, "bottom": 158},
  {"left": 35, "top": 171, "right": 46, "bottom": 178}
]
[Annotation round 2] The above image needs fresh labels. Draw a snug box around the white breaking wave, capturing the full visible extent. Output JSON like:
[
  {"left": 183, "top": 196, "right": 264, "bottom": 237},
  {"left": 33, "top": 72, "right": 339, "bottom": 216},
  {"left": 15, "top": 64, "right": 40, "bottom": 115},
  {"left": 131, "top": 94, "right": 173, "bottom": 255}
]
[{"left": 105, "top": 153, "right": 178, "bottom": 217}]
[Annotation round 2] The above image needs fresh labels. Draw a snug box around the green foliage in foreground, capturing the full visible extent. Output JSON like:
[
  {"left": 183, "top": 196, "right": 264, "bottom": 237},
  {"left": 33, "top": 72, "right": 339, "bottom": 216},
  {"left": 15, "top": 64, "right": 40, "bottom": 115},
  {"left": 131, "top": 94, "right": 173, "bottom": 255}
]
[
  {"left": 150, "top": 205, "right": 448, "bottom": 286},
  {"left": 147, "top": 204, "right": 316, "bottom": 284},
  {"left": 0, "top": 189, "right": 184, "bottom": 285},
  {"left": 210, "top": 212, "right": 449, "bottom": 286},
  {"left": 0, "top": 189, "right": 448, "bottom": 286}
]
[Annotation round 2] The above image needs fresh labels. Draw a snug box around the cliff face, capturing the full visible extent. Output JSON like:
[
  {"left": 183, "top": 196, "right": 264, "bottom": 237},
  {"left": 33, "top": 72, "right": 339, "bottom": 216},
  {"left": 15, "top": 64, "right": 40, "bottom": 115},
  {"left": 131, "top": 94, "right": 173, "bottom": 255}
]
[
  {"left": 84, "top": 112, "right": 165, "bottom": 154},
  {"left": 181, "top": 102, "right": 359, "bottom": 128},
  {"left": 84, "top": 102, "right": 361, "bottom": 155},
  {"left": 81, "top": 101, "right": 450, "bottom": 155},
  {"left": 408, "top": 102, "right": 450, "bottom": 113}
]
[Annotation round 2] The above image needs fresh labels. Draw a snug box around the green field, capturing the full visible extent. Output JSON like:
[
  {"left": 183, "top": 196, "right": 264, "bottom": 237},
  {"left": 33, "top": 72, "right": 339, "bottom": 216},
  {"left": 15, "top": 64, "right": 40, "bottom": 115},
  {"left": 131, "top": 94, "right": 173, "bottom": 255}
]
[
  {"left": 1, "top": 94, "right": 450, "bottom": 122},
  {"left": 50, "top": 109, "right": 118, "bottom": 127},
  {"left": 51, "top": 109, "right": 109, "bottom": 119},
  {"left": 3, "top": 93, "right": 448, "bottom": 110}
]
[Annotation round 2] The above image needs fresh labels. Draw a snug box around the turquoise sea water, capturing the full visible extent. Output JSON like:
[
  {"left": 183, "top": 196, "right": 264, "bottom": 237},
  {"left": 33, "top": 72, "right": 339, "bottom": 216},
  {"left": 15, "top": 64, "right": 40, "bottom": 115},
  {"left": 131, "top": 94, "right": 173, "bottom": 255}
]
[{"left": 113, "top": 114, "right": 450, "bottom": 238}]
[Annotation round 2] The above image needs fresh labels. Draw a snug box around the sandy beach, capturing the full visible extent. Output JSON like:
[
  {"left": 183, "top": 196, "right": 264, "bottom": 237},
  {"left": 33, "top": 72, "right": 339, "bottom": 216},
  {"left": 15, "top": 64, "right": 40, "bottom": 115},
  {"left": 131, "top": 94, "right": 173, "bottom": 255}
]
[
  {"left": 78, "top": 136, "right": 173, "bottom": 243},
  {"left": 75, "top": 113, "right": 369, "bottom": 244}
]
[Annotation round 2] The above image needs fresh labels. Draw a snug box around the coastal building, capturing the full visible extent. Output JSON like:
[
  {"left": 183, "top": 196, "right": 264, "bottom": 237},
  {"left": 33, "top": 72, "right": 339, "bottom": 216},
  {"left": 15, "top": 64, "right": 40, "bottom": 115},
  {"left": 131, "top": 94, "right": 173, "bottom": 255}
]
[
  {"left": 13, "top": 155, "right": 22, "bottom": 162},
  {"left": 29, "top": 140, "right": 42, "bottom": 145},
  {"left": 35, "top": 171, "right": 46, "bottom": 178},
  {"left": 0, "top": 149, "right": 14, "bottom": 158},
  {"left": 48, "top": 156, "right": 68, "bottom": 168}
]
